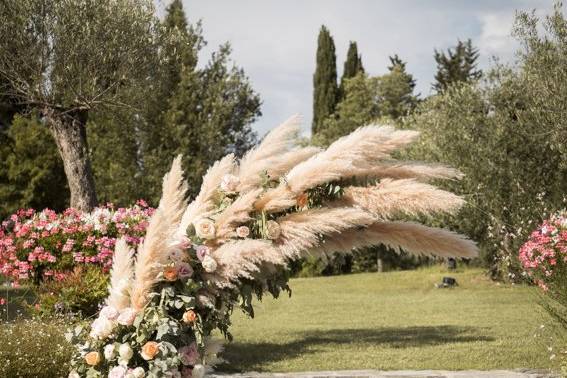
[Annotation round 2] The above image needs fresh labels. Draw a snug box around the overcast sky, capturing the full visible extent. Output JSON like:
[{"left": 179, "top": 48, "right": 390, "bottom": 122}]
[{"left": 159, "top": 0, "right": 555, "bottom": 136}]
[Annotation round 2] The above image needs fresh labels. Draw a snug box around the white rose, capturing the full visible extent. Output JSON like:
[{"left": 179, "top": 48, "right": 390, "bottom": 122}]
[
  {"left": 108, "top": 365, "right": 127, "bottom": 378},
  {"left": 236, "top": 226, "right": 250, "bottom": 238},
  {"left": 220, "top": 174, "right": 240, "bottom": 193},
  {"left": 100, "top": 305, "right": 119, "bottom": 320},
  {"left": 202, "top": 255, "right": 218, "bottom": 273},
  {"left": 265, "top": 220, "right": 281, "bottom": 240},
  {"left": 104, "top": 344, "right": 116, "bottom": 360},
  {"left": 69, "top": 371, "right": 80, "bottom": 378},
  {"left": 194, "top": 219, "right": 216, "bottom": 239},
  {"left": 90, "top": 316, "right": 115, "bottom": 339},
  {"left": 192, "top": 364, "right": 206, "bottom": 378},
  {"left": 117, "top": 308, "right": 137, "bottom": 326},
  {"left": 119, "top": 343, "right": 133, "bottom": 361},
  {"left": 132, "top": 367, "right": 145, "bottom": 378}
]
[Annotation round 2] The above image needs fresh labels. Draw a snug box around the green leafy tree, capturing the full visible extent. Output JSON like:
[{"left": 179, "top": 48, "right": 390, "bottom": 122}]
[
  {"left": 433, "top": 39, "right": 482, "bottom": 93},
  {"left": 0, "top": 115, "right": 68, "bottom": 219},
  {"left": 155, "top": 45, "right": 261, "bottom": 199},
  {"left": 0, "top": 0, "right": 162, "bottom": 211},
  {"left": 312, "top": 25, "right": 339, "bottom": 134},
  {"left": 405, "top": 5, "right": 567, "bottom": 278},
  {"left": 339, "top": 41, "right": 364, "bottom": 98},
  {"left": 378, "top": 55, "right": 419, "bottom": 120}
]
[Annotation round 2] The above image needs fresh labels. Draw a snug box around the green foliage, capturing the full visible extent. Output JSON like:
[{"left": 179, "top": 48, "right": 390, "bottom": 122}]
[
  {"left": 433, "top": 39, "right": 482, "bottom": 93},
  {"left": 314, "top": 73, "right": 380, "bottom": 146},
  {"left": 0, "top": 317, "right": 74, "bottom": 378},
  {"left": 339, "top": 41, "right": 364, "bottom": 98},
  {"left": 312, "top": 25, "right": 339, "bottom": 134},
  {"left": 405, "top": 14, "right": 567, "bottom": 276},
  {"left": 143, "top": 43, "right": 260, "bottom": 201},
  {"left": 0, "top": 115, "right": 68, "bottom": 219},
  {"left": 34, "top": 266, "right": 109, "bottom": 318},
  {"left": 378, "top": 55, "right": 419, "bottom": 120}
]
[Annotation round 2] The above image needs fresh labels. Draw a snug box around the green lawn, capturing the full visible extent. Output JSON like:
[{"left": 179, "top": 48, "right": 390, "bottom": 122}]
[{"left": 218, "top": 267, "right": 563, "bottom": 373}]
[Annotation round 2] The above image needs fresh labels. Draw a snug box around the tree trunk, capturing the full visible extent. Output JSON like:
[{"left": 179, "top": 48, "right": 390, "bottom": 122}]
[{"left": 47, "top": 109, "right": 97, "bottom": 212}]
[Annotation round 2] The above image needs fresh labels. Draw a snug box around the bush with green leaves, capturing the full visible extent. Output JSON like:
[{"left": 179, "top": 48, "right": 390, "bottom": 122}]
[{"left": 402, "top": 4, "right": 567, "bottom": 278}]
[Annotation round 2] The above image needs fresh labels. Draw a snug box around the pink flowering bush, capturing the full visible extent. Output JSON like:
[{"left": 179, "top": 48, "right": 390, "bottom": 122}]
[
  {"left": 0, "top": 200, "right": 153, "bottom": 285},
  {"left": 519, "top": 211, "right": 567, "bottom": 302},
  {"left": 0, "top": 201, "right": 154, "bottom": 316}
]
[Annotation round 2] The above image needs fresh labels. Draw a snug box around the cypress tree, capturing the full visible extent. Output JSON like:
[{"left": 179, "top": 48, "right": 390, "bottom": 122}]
[
  {"left": 312, "top": 25, "right": 339, "bottom": 135},
  {"left": 433, "top": 39, "right": 482, "bottom": 92},
  {"left": 339, "top": 41, "right": 364, "bottom": 98}
]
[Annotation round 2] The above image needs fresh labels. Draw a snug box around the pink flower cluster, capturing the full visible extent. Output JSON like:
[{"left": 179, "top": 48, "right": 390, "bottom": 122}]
[
  {"left": 0, "top": 200, "right": 154, "bottom": 284},
  {"left": 519, "top": 212, "right": 567, "bottom": 291}
]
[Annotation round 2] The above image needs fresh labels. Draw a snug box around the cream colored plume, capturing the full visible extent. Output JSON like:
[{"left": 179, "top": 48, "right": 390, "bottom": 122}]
[
  {"left": 106, "top": 238, "right": 134, "bottom": 310},
  {"left": 237, "top": 115, "right": 313, "bottom": 192},
  {"left": 179, "top": 154, "right": 236, "bottom": 234},
  {"left": 337, "top": 179, "right": 464, "bottom": 219},
  {"left": 359, "top": 162, "right": 463, "bottom": 181},
  {"left": 208, "top": 239, "right": 286, "bottom": 287},
  {"left": 214, "top": 188, "right": 263, "bottom": 239},
  {"left": 130, "top": 158, "right": 188, "bottom": 310},
  {"left": 256, "top": 126, "right": 420, "bottom": 212},
  {"left": 311, "top": 221, "right": 478, "bottom": 259},
  {"left": 276, "top": 207, "right": 376, "bottom": 258}
]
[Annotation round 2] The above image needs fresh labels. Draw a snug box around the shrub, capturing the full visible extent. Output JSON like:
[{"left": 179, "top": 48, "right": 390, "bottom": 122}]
[
  {"left": 0, "top": 317, "right": 74, "bottom": 378},
  {"left": 0, "top": 201, "right": 153, "bottom": 285},
  {"left": 0, "top": 202, "right": 153, "bottom": 317},
  {"left": 34, "top": 266, "right": 109, "bottom": 318}
]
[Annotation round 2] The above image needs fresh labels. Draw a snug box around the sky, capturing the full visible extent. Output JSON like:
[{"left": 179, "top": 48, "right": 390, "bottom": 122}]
[{"left": 158, "top": 0, "right": 555, "bottom": 137}]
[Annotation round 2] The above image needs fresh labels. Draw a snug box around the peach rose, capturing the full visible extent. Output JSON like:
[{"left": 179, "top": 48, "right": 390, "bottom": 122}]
[
  {"left": 84, "top": 351, "right": 101, "bottom": 366},
  {"left": 163, "top": 266, "right": 178, "bottom": 282},
  {"left": 182, "top": 309, "right": 197, "bottom": 324},
  {"left": 296, "top": 193, "right": 308, "bottom": 208},
  {"left": 141, "top": 341, "right": 160, "bottom": 360},
  {"left": 236, "top": 226, "right": 250, "bottom": 238}
]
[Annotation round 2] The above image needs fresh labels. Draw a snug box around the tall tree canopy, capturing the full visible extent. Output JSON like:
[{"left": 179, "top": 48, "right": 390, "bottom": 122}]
[
  {"left": 378, "top": 55, "right": 419, "bottom": 120},
  {"left": 339, "top": 41, "right": 364, "bottom": 98},
  {"left": 312, "top": 25, "right": 339, "bottom": 135},
  {"left": 433, "top": 39, "right": 482, "bottom": 93},
  {"left": 0, "top": 0, "right": 162, "bottom": 211}
]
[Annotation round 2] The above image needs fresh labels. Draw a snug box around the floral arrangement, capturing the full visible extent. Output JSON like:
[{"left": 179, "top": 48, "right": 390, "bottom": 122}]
[
  {"left": 0, "top": 201, "right": 154, "bottom": 285},
  {"left": 68, "top": 116, "right": 478, "bottom": 378},
  {"left": 519, "top": 211, "right": 567, "bottom": 292}
]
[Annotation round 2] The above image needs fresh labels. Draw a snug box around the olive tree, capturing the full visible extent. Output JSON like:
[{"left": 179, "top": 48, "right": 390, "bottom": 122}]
[{"left": 0, "top": 0, "right": 162, "bottom": 211}]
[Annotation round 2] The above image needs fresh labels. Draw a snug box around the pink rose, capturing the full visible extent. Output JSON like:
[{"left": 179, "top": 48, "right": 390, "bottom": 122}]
[
  {"left": 195, "top": 245, "right": 210, "bottom": 261},
  {"left": 177, "top": 262, "right": 193, "bottom": 279},
  {"left": 100, "top": 305, "right": 119, "bottom": 320},
  {"left": 179, "top": 343, "right": 199, "bottom": 365},
  {"left": 117, "top": 308, "right": 137, "bottom": 326}
]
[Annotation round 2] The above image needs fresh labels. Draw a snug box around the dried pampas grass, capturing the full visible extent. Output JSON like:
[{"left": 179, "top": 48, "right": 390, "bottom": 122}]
[
  {"left": 311, "top": 221, "right": 478, "bottom": 259},
  {"left": 209, "top": 239, "right": 286, "bottom": 287},
  {"left": 179, "top": 154, "right": 235, "bottom": 233},
  {"left": 106, "top": 238, "right": 134, "bottom": 310},
  {"left": 130, "top": 156, "right": 188, "bottom": 310},
  {"left": 276, "top": 207, "right": 376, "bottom": 258},
  {"left": 358, "top": 161, "right": 464, "bottom": 181},
  {"left": 337, "top": 179, "right": 464, "bottom": 219}
]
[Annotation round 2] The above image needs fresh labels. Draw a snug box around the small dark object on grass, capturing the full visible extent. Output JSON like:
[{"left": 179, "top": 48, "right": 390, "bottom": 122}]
[
  {"left": 447, "top": 257, "right": 457, "bottom": 270},
  {"left": 435, "top": 276, "right": 458, "bottom": 288}
]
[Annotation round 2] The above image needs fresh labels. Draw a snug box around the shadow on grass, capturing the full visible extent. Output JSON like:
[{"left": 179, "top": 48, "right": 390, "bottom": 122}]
[
  {"left": 0, "top": 286, "right": 36, "bottom": 322},
  {"left": 218, "top": 325, "right": 494, "bottom": 372}
]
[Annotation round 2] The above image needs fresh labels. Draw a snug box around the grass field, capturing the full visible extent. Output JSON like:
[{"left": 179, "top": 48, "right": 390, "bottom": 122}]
[{"left": 218, "top": 267, "right": 564, "bottom": 373}]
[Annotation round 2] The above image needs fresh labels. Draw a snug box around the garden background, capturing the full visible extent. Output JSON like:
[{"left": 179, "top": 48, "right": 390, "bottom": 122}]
[{"left": 2, "top": 0, "right": 567, "bottom": 376}]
